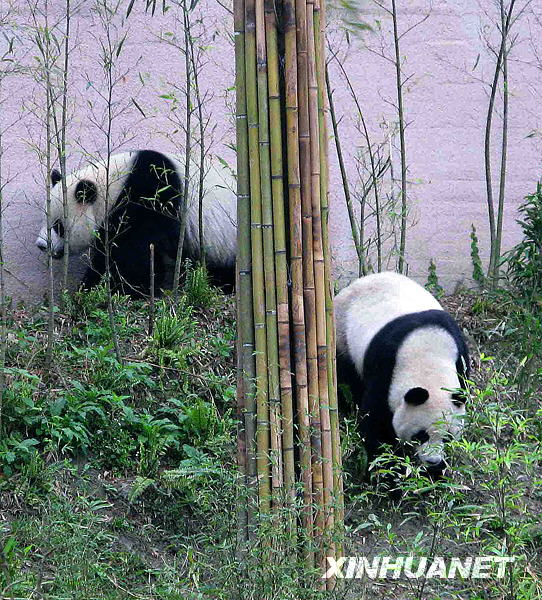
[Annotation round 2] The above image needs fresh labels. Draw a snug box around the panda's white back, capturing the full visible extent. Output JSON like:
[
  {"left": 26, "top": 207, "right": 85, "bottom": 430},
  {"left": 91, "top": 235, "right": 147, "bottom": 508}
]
[
  {"left": 334, "top": 272, "right": 443, "bottom": 373},
  {"left": 184, "top": 159, "right": 237, "bottom": 268}
]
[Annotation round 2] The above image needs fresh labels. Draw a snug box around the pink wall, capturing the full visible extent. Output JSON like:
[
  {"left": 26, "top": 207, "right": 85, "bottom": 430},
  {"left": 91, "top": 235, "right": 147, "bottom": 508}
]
[
  {"left": 1, "top": 0, "right": 541, "bottom": 303},
  {"left": 327, "top": 1, "right": 542, "bottom": 287}
]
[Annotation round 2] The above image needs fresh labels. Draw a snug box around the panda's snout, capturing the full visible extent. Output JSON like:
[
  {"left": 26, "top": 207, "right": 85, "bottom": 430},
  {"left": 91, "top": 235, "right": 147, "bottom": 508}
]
[
  {"left": 423, "top": 455, "right": 444, "bottom": 467},
  {"left": 36, "top": 236, "right": 48, "bottom": 252},
  {"left": 36, "top": 231, "right": 65, "bottom": 259},
  {"left": 415, "top": 434, "right": 446, "bottom": 473}
]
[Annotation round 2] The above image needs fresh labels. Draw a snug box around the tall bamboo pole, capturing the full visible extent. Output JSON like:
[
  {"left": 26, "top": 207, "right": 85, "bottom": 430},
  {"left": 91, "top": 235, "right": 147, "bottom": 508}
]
[
  {"left": 295, "top": 0, "right": 326, "bottom": 563},
  {"left": 255, "top": 0, "right": 284, "bottom": 506},
  {"left": 314, "top": 0, "right": 343, "bottom": 564},
  {"left": 236, "top": 0, "right": 342, "bottom": 579},
  {"left": 264, "top": 0, "right": 296, "bottom": 519},
  {"left": 308, "top": 0, "right": 335, "bottom": 567},
  {"left": 244, "top": 0, "right": 271, "bottom": 515},
  {"left": 235, "top": 0, "right": 258, "bottom": 542},
  {"left": 283, "top": 0, "right": 314, "bottom": 560}
]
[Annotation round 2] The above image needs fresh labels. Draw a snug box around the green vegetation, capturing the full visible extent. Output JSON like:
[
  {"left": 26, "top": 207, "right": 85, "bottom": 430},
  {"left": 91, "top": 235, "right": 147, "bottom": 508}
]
[
  {"left": 425, "top": 259, "right": 444, "bottom": 299},
  {"left": 0, "top": 282, "right": 239, "bottom": 599},
  {"left": 1, "top": 280, "right": 540, "bottom": 599},
  {"left": 505, "top": 182, "right": 542, "bottom": 304},
  {"left": 2, "top": 196, "right": 542, "bottom": 598}
]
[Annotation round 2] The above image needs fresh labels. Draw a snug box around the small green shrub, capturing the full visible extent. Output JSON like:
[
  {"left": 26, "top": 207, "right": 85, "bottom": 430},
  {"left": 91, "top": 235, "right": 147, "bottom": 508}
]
[
  {"left": 425, "top": 259, "right": 444, "bottom": 299},
  {"left": 183, "top": 261, "right": 218, "bottom": 309},
  {"left": 121, "top": 406, "right": 181, "bottom": 476},
  {"left": 0, "top": 436, "right": 40, "bottom": 476},
  {"left": 470, "top": 224, "right": 485, "bottom": 286},
  {"left": 68, "top": 345, "right": 155, "bottom": 391},
  {"left": 160, "top": 445, "right": 226, "bottom": 507},
  {"left": 505, "top": 182, "right": 542, "bottom": 302},
  {"left": 150, "top": 299, "right": 198, "bottom": 367},
  {"left": 71, "top": 282, "right": 109, "bottom": 314},
  {"left": 153, "top": 299, "right": 194, "bottom": 349}
]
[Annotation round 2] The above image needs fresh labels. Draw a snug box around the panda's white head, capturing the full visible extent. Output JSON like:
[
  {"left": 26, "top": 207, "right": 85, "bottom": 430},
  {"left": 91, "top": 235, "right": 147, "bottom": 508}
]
[
  {"left": 35, "top": 154, "right": 132, "bottom": 258},
  {"left": 388, "top": 326, "right": 467, "bottom": 473}
]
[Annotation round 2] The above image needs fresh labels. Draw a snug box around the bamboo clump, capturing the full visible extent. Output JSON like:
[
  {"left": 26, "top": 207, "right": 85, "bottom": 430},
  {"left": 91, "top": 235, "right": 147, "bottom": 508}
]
[{"left": 235, "top": 0, "right": 343, "bottom": 584}]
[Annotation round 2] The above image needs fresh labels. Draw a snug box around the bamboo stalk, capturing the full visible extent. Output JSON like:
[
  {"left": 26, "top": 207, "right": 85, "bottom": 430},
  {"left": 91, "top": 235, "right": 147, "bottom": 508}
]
[
  {"left": 284, "top": 0, "right": 314, "bottom": 562},
  {"left": 307, "top": 2, "right": 334, "bottom": 576},
  {"left": 325, "top": 65, "right": 363, "bottom": 275},
  {"left": 173, "top": 0, "right": 194, "bottom": 298},
  {"left": 236, "top": 264, "right": 248, "bottom": 551},
  {"left": 296, "top": 0, "right": 325, "bottom": 565},
  {"left": 264, "top": 0, "right": 296, "bottom": 519},
  {"left": 391, "top": 0, "right": 408, "bottom": 274},
  {"left": 148, "top": 244, "right": 155, "bottom": 336},
  {"left": 314, "top": 0, "right": 343, "bottom": 568},
  {"left": 234, "top": 0, "right": 256, "bottom": 540},
  {"left": 255, "top": 0, "right": 283, "bottom": 506},
  {"left": 60, "top": 0, "right": 71, "bottom": 297},
  {"left": 245, "top": 0, "right": 271, "bottom": 514}
]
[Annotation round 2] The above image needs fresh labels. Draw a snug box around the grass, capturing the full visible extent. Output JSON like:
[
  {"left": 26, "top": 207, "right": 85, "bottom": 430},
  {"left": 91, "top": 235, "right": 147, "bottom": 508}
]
[
  {"left": 0, "top": 274, "right": 541, "bottom": 598},
  {"left": 0, "top": 281, "right": 240, "bottom": 599}
]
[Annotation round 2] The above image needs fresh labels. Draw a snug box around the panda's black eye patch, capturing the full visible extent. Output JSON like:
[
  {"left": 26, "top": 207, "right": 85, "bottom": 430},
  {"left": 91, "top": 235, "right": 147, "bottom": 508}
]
[
  {"left": 75, "top": 180, "right": 97, "bottom": 204},
  {"left": 52, "top": 220, "right": 65, "bottom": 238},
  {"left": 404, "top": 387, "right": 429, "bottom": 406},
  {"left": 411, "top": 429, "right": 430, "bottom": 445}
]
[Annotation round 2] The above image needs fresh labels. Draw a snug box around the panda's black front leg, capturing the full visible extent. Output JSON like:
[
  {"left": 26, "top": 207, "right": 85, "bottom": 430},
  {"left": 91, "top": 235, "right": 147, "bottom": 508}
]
[
  {"left": 81, "top": 265, "right": 104, "bottom": 291},
  {"left": 360, "top": 413, "right": 408, "bottom": 499},
  {"left": 357, "top": 391, "right": 403, "bottom": 487},
  {"left": 80, "top": 250, "right": 106, "bottom": 291}
]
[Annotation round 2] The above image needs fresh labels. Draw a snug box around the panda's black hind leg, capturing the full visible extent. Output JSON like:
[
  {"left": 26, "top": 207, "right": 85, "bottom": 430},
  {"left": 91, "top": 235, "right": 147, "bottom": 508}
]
[
  {"left": 336, "top": 353, "right": 363, "bottom": 414},
  {"left": 204, "top": 261, "right": 236, "bottom": 294}
]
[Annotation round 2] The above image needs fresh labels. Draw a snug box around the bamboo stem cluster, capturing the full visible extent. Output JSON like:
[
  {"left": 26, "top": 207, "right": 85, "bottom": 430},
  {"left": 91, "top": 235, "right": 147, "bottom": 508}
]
[{"left": 235, "top": 0, "right": 342, "bottom": 581}]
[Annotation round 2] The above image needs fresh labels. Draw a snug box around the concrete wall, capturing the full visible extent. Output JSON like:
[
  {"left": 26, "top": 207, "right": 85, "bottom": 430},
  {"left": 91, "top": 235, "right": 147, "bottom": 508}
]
[
  {"left": 327, "top": 1, "right": 542, "bottom": 287},
  {"left": 1, "top": 0, "right": 541, "bottom": 303}
]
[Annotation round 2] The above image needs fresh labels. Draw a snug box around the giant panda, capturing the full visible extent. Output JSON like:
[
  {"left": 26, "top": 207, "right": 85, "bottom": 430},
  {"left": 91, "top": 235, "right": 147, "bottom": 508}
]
[
  {"left": 35, "top": 149, "right": 237, "bottom": 297},
  {"left": 335, "top": 271, "right": 469, "bottom": 477}
]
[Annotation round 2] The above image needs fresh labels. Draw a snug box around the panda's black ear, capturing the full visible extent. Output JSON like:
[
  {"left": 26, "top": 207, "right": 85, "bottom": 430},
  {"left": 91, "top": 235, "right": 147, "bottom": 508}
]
[
  {"left": 75, "top": 180, "right": 98, "bottom": 204},
  {"left": 404, "top": 387, "right": 429, "bottom": 406},
  {"left": 51, "top": 169, "right": 62, "bottom": 187}
]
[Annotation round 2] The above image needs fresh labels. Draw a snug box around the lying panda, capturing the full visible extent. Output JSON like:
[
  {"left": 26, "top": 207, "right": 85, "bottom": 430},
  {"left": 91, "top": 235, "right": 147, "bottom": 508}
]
[
  {"left": 35, "top": 149, "right": 237, "bottom": 297},
  {"left": 335, "top": 271, "right": 469, "bottom": 477}
]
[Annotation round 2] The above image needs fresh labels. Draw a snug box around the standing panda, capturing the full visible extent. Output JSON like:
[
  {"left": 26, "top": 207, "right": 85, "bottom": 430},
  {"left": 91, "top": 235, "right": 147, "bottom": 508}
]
[
  {"left": 35, "top": 149, "right": 237, "bottom": 297},
  {"left": 335, "top": 272, "right": 469, "bottom": 476}
]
